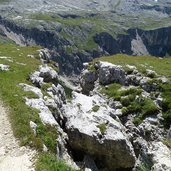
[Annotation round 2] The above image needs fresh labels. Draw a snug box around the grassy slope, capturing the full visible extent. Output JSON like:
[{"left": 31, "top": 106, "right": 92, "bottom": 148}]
[
  {"left": 94, "top": 54, "right": 171, "bottom": 127},
  {"left": 0, "top": 43, "right": 75, "bottom": 170}
]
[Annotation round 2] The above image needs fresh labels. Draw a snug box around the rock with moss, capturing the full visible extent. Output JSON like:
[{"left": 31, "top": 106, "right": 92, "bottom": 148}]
[{"left": 63, "top": 92, "right": 136, "bottom": 170}]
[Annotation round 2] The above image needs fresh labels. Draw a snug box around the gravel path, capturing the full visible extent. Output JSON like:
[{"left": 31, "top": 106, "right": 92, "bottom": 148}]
[{"left": 0, "top": 101, "right": 36, "bottom": 171}]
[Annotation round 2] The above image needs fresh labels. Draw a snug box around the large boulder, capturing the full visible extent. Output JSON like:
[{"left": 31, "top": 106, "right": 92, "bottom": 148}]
[
  {"left": 96, "top": 61, "right": 127, "bottom": 85},
  {"left": 80, "top": 69, "right": 97, "bottom": 94},
  {"left": 63, "top": 92, "right": 136, "bottom": 170}
]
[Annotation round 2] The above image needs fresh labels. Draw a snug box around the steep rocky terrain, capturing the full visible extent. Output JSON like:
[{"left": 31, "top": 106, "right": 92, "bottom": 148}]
[
  {"left": 0, "top": 0, "right": 171, "bottom": 75},
  {"left": 0, "top": 0, "right": 171, "bottom": 171}
]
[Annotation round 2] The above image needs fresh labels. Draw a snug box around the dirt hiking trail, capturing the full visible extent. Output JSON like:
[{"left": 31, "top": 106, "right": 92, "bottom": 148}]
[{"left": 0, "top": 101, "right": 36, "bottom": 171}]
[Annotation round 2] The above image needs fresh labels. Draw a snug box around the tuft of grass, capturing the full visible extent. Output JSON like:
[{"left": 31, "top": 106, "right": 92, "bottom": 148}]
[
  {"left": 162, "top": 139, "right": 171, "bottom": 149},
  {"left": 23, "top": 91, "right": 39, "bottom": 99},
  {"left": 133, "top": 98, "right": 159, "bottom": 126},
  {"left": 101, "top": 83, "right": 122, "bottom": 100},
  {"left": 36, "top": 124, "right": 58, "bottom": 153},
  {"left": 36, "top": 152, "right": 75, "bottom": 171},
  {"left": 97, "top": 123, "right": 107, "bottom": 135},
  {"left": 92, "top": 105, "right": 100, "bottom": 112},
  {"left": 138, "top": 164, "right": 150, "bottom": 171}
]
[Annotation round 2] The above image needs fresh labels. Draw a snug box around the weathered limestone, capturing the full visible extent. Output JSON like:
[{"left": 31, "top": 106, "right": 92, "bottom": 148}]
[{"left": 63, "top": 92, "right": 136, "bottom": 170}]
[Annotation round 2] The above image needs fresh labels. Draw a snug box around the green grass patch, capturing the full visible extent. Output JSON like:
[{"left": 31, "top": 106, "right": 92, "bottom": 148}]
[
  {"left": 36, "top": 152, "right": 75, "bottom": 171},
  {"left": 132, "top": 98, "right": 159, "bottom": 126},
  {"left": 161, "top": 84, "right": 171, "bottom": 128},
  {"left": 0, "top": 43, "right": 42, "bottom": 146},
  {"left": 101, "top": 83, "right": 122, "bottom": 100},
  {"left": 92, "top": 105, "right": 100, "bottom": 112},
  {"left": 0, "top": 43, "right": 74, "bottom": 170},
  {"left": 97, "top": 123, "right": 107, "bottom": 135}
]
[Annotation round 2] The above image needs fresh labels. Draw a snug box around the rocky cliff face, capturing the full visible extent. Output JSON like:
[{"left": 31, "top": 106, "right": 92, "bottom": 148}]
[
  {"left": 1, "top": 15, "right": 171, "bottom": 76},
  {"left": 94, "top": 27, "right": 171, "bottom": 57}
]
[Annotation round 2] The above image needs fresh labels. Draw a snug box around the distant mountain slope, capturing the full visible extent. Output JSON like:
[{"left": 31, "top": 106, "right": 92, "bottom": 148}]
[{"left": 0, "top": 0, "right": 170, "bottom": 15}]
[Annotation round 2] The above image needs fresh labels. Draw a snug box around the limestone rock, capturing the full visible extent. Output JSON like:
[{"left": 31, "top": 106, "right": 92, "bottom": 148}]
[
  {"left": 38, "top": 48, "right": 51, "bottom": 63},
  {"left": 80, "top": 69, "right": 97, "bottom": 94},
  {"left": 150, "top": 142, "right": 171, "bottom": 171},
  {"left": 30, "top": 121, "right": 37, "bottom": 135},
  {"left": 47, "top": 84, "right": 66, "bottom": 107},
  {"left": 19, "top": 83, "right": 43, "bottom": 98},
  {"left": 146, "top": 69, "right": 157, "bottom": 78},
  {"left": 39, "top": 65, "right": 58, "bottom": 83},
  {"left": 25, "top": 98, "right": 58, "bottom": 126},
  {"left": 30, "top": 65, "right": 58, "bottom": 86},
  {"left": 96, "top": 61, "right": 127, "bottom": 85},
  {"left": 0, "top": 64, "right": 9, "bottom": 71},
  {"left": 63, "top": 92, "right": 136, "bottom": 170},
  {"left": 30, "top": 71, "right": 44, "bottom": 87}
]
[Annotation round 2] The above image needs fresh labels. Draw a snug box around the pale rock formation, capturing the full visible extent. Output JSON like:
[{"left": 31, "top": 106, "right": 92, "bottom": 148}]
[
  {"left": 25, "top": 98, "right": 58, "bottom": 126},
  {"left": 19, "top": 83, "right": 43, "bottom": 98},
  {"left": 0, "top": 64, "right": 9, "bottom": 71},
  {"left": 63, "top": 92, "right": 136, "bottom": 170}
]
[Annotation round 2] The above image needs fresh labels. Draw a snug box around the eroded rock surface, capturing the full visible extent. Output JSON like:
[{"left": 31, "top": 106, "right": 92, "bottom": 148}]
[{"left": 63, "top": 92, "right": 136, "bottom": 170}]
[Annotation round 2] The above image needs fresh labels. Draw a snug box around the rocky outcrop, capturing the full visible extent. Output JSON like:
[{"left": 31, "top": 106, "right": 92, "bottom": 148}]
[
  {"left": 63, "top": 92, "right": 136, "bottom": 170},
  {"left": 94, "top": 27, "right": 171, "bottom": 57},
  {"left": 81, "top": 61, "right": 167, "bottom": 93},
  {"left": 80, "top": 60, "right": 171, "bottom": 170},
  {"left": 19, "top": 83, "right": 43, "bottom": 98},
  {"left": 80, "top": 69, "right": 97, "bottom": 94},
  {"left": 30, "top": 65, "right": 59, "bottom": 87}
]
